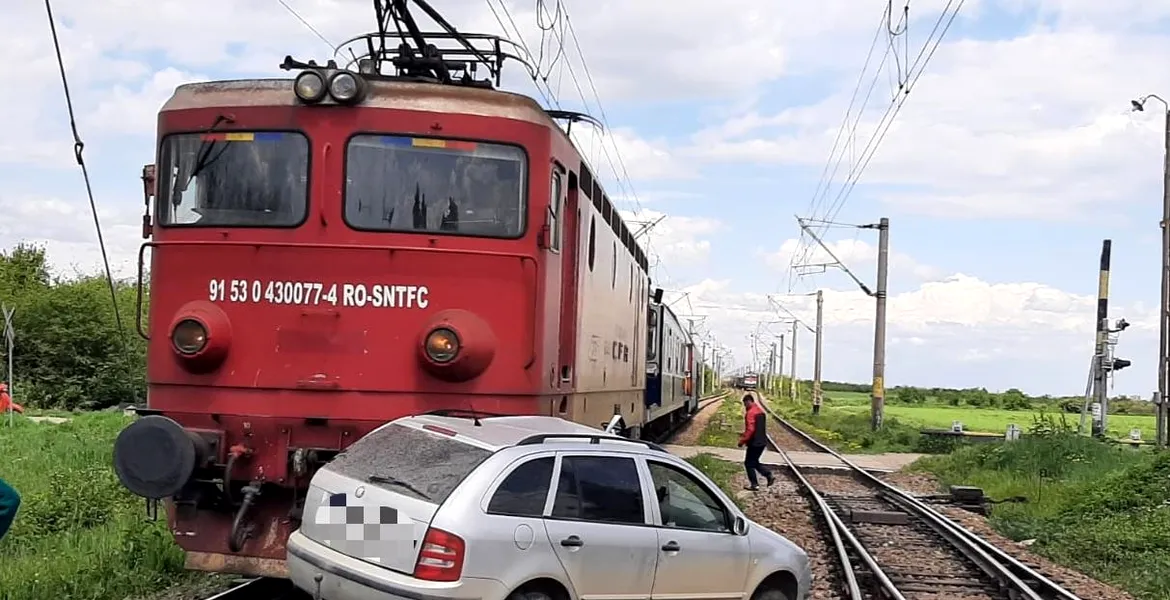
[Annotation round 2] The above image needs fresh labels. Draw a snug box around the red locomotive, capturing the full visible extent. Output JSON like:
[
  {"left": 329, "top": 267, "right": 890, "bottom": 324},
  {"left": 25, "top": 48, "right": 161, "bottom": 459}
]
[{"left": 111, "top": 0, "right": 698, "bottom": 579}]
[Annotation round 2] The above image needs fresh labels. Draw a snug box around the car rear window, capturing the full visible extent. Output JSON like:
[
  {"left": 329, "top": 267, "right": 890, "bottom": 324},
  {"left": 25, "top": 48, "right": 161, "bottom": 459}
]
[{"left": 327, "top": 423, "right": 493, "bottom": 503}]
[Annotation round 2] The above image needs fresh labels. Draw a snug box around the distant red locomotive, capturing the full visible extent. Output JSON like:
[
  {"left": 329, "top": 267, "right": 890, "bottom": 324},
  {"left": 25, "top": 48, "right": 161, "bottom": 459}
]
[{"left": 111, "top": 0, "right": 683, "bottom": 579}]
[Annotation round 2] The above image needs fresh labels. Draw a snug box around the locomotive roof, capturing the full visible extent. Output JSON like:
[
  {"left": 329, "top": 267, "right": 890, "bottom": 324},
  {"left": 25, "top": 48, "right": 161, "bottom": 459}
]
[
  {"left": 160, "top": 78, "right": 556, "bottom": 128},
  {"left": 161, "top": 77, "right": 652, "bottom": 271}
]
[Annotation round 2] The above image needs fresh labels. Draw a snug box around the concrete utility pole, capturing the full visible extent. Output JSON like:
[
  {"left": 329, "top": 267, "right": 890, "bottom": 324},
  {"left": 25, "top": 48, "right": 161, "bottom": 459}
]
[
  {"left": 1131, "top": 94, "right": 1170, "bottom": 450},
  {"left": 697, "top": 339, "right": 706, "bottom": 395},
  {"left": 813, "top": 290, "right": 824, "bottom": 415},
  {"left": 777, "top": 335, "right": 785, "bottom": 396},
  {"left": 797, "top": 216, "right": 889, "bottom": 430},
  {"left": 790, "top": 320, "right": 798, "bottom": 403},
  {"left": 1091, "top": 240, "right": 1112, "bottom": 437},
  {"left": 1155, "top": 391, "right": 1166, "bottom": 449},
  {"left": 769, "top": 342, "right": 777, "bottom": 392},
  {"left": 870, "top": 218, "right": 890, "bottom": 431}
]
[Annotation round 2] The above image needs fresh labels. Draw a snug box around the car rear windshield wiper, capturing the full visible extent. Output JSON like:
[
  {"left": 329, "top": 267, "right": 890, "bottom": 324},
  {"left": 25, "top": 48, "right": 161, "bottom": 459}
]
[{"left": 367, "top": 474, "right": 431, "bottom": 500}]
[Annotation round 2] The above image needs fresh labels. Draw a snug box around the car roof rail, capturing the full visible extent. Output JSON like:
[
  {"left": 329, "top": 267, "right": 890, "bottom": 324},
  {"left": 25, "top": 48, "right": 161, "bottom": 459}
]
[{"left": 514, "top": 433, "right": 668, "bottom": 453}]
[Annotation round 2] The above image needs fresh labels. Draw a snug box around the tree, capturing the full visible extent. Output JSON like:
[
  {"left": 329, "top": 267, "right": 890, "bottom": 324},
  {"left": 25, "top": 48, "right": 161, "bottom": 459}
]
[
  {"left": 895, "top": 386, "right": 927, "bottom": 404},
  {"left": 1001, "top": 387, "right": 1032, "bottom": 411},
  {"left": 0, "top": 246, "right": 145, "bottom": 410}
]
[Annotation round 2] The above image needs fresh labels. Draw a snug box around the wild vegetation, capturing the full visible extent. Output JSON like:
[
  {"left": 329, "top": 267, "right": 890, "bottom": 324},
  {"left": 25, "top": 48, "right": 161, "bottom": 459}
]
[
  {"left": 914, "top": 416, "right": 1170, "bottom": 600},
  {"left": 0, "top": 413, "right": 202, "bottom": 600},
  {"left": 0, "top": 243, "right": 146, "bottom": 412}
]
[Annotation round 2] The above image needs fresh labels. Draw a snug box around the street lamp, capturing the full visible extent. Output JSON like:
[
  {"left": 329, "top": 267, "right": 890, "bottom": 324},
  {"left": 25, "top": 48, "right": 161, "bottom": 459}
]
[{"left": 1130, "top": 93, "right": 1170, "bottom": 449}]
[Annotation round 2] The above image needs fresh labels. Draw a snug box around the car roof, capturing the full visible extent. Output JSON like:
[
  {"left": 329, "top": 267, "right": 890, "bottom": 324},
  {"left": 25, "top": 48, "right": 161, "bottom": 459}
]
[{"left": 395, "top": 413, "right": 665, "bottom": 453}]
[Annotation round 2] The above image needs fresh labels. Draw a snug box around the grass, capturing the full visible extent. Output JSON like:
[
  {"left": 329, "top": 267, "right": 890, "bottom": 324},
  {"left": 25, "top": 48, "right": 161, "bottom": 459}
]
[
  {"left": 825, "top": 391, "right": 1158, "bottom": 440},
  {"left": 766, "top": 395, "right": 938, "bottom": 454},
  {"left": 0, "top": 412, "right": 194, "bottom": 600},
  {"left": 696, "top": 397, "right": 744, "bottom": 448},
  {"left": 684, "top": 454, "right": 745, "bottom": 509},
  {"left": 913, "top": 423, "right": 1170, "bottom": 600}
]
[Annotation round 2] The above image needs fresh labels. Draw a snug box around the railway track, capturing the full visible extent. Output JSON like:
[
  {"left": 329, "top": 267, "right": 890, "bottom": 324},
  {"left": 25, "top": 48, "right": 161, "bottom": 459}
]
[
  {"left": 202, "top": 577, "right": 305, "bottom": 599},
  {"left": 756, "top": 395, "right": 1082, "bottom": 600},
  {"left": 653, "top": 390, "right": 732, "bottom": 444}
]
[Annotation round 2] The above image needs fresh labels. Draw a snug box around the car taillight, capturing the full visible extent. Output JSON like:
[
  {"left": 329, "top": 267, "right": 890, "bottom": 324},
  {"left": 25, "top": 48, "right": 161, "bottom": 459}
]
[{"left": 413, "top": 527, "right": 465, "bottom": 582}]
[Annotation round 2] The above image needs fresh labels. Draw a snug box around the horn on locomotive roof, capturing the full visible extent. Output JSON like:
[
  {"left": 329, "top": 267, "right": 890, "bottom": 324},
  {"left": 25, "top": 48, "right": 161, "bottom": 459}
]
[{"left": 318, "top": 0, "right": 534, "bottom": 89}]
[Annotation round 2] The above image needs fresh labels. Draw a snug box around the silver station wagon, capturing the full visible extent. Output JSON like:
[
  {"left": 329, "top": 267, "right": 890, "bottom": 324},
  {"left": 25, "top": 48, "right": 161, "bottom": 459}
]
[{"left": 286, "top": 413, "right": 812, "bottom": 600}]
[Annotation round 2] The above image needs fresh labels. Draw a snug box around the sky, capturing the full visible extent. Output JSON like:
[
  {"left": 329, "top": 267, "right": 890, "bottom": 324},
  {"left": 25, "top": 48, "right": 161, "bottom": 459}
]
[{"left": 3, "top": 0, "right": 1170, "bottom": 397}]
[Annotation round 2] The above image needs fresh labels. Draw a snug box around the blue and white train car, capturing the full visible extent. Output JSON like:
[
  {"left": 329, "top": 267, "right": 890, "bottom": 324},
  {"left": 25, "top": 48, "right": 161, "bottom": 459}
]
[{"left": 642, "top": 289, "right": 699, "bottom": 437}]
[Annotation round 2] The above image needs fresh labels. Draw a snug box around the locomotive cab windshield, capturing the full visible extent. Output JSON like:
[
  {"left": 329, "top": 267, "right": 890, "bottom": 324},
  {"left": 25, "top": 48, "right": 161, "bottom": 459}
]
[
  {"left": 158, "top": 131, "right": 310, "bottom": 227},
  {"left": 344, "top": 135, "right": 526, "bottom": 238}
]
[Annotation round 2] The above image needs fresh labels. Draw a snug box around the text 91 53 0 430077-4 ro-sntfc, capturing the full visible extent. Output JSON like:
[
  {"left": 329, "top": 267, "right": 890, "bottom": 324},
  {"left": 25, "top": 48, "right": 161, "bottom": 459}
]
[{"left": 207, "top": 279, "right": 430, "bottom": 308}]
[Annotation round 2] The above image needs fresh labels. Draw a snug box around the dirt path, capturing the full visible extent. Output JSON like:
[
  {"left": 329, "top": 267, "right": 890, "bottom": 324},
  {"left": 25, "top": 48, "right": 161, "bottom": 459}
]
[{"left": 667, "top": 397, "right": 727, "bottom": 446}]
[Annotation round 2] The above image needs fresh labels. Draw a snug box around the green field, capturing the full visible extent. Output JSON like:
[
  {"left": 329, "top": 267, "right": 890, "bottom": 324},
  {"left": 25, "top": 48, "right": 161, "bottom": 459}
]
[
  {"left": 0, "top": 413, "right": 196, "bottom": 600},
  {"left": 823, "top": 391, "right": 1157, "bottom": 440}
]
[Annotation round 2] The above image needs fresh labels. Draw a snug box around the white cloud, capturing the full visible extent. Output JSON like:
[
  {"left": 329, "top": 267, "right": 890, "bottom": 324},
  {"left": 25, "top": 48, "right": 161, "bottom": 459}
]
[
  {"left": 681, "top": 271, "right": 1155, "bottom": 395},
  {"left": 568, "top": 125, "right": 693, "bottom": 190},
  {"left": 621, "top": 209, "right": 722, "bottom": 269},
  {"left": 684, "top": 24, "right": 1170, "bottom": 222},
  {"left": 85, "top": 68, "right": 210, "bottom": 136},
  {"left": 761, "top": 236, "right": 944, "bottom": 284},
  {"left": 0, "top": 193, "right": 142, "bottom": 281}
]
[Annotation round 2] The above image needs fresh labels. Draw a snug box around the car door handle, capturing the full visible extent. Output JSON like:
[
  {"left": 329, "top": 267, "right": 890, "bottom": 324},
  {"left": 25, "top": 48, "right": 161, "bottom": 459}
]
[
  {"left": 560, "top": 536, "right": 584, "bottom": 547},
  {"left": 661, "top": 541, "right": 681, "bottom": 552}
]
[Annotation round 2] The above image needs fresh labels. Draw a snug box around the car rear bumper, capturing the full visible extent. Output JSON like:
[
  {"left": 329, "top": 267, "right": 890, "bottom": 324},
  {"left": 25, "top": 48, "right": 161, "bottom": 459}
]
[{"left": 287, "top": 530, "right": 509, "bottom": 600}]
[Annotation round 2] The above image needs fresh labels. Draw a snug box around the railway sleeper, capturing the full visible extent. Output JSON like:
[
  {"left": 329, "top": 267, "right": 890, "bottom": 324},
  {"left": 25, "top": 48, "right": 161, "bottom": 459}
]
[{"left": 845, "top": 509, "right": 910, "bottom": 526}]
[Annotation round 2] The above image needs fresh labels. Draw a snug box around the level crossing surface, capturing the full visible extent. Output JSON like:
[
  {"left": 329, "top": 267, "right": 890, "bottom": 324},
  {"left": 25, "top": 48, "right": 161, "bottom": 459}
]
[{"left": 663, "top": 443, "right": 925, "bottom": 473}]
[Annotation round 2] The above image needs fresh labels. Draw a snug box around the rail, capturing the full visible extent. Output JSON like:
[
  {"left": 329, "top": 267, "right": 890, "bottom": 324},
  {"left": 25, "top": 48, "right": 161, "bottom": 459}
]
[
  {"left": 201, "top": 577, "right": 302, "bottom": 599},
  {"left": 652, "top": 389, "right": 732, "bottom": 444},
  {"left": 757, "top": 394, "right": 1082, "bottom": 600}
]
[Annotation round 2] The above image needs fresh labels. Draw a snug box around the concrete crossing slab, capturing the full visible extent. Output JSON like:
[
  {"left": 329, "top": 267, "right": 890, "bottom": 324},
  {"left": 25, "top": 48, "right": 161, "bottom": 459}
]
[{"left": 664, "top": 444, "right": 925, "bottom": 473}]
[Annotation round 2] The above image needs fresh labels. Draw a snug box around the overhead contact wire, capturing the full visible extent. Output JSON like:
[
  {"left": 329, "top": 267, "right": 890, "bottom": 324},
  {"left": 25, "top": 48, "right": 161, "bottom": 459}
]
[{"left": 44, "top": 0, "right": 125, "bottom": 337}]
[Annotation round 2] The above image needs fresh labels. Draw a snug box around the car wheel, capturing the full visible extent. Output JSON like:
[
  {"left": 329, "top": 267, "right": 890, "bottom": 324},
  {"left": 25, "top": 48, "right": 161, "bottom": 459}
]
[
  {"left": 507, "top": 590, "right": 556, "bottom": 600},
  {"left": 752, "top": 587, "right": 794, "bottom": 600}
]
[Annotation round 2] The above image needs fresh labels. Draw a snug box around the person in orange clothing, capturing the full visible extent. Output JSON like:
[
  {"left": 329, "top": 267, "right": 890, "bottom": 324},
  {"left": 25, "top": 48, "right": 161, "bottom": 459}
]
[
  {"left": 737, "top": 394, "right": 774, "bottom": 491},
  {"left": 0, "top": 382, "right": 22, "bottom": 414}
]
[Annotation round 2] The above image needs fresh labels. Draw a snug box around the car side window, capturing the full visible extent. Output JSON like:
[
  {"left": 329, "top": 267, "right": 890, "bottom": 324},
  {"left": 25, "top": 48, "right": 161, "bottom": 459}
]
[
  {"left": 647, "top": 461, "right": 731, "bottom": 533},
  {"left": 551, "top": 455, "right": 645, "bottom": 525},
  {"left": 487, "top": 457, "right": 555, "bottom": 517}
]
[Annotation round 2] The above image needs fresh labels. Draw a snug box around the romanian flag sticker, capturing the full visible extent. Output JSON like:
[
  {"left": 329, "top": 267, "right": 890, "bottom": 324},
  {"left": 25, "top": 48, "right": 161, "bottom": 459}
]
[
  {"left": 199, "top": 132, "right": 285, "bottom": 142},
  {"left": 378, "top": 136, "right": 477, "bottom": 152}
]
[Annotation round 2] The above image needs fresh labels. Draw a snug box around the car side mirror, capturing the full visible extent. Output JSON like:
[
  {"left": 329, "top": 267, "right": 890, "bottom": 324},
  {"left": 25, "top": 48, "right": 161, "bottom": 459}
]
[{"left": 732, "top": 515, "right": 748, "bottom": 536}]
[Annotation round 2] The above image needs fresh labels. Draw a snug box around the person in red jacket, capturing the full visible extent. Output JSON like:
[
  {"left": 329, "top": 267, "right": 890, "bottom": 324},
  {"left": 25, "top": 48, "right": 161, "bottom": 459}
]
[
  {"left": 0, "top": 383, "right": 22, "bottom": 414},
  {"left": 737, "top": 394, "right": 775, "bottom": 491}
]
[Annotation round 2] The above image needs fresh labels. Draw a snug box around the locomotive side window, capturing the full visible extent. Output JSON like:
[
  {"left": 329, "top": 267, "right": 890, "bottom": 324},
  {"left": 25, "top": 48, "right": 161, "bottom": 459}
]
[
  {"left": 588, "top": 217, "right": 596, "bottom": 271},
  {"left": 549, "top": 171, "right": 563, "bottom": 252},
  {"left": 344, "top": 135, "right": 527, "bottom": 238},
  {"left": 157, "top": 131, "right": 309, "bottom": 227}
]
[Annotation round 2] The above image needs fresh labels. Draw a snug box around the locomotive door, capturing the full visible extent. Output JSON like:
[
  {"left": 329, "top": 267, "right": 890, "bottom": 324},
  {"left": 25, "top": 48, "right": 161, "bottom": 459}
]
[{"left": 556, "top": 169, "right": 580, "bottom": 389}]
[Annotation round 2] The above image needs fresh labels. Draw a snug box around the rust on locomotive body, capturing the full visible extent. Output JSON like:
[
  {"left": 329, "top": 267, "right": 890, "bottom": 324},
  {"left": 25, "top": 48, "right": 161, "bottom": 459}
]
[{"left": 111, "top": 0, "right": 657, "bottom": 579}]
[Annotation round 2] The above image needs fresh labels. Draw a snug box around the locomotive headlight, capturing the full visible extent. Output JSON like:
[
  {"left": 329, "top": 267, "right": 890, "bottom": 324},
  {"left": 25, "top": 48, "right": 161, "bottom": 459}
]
[
  {"left": 425, "top": 328, "right": 461, "bottom": 364},
  {"left": 172, "top": 319, "right": 208, "bottom": 355},
  {"left": 294, "top": 71, "right": 327, "bottom": 103},
  {"left": 328, "top": 71, "right": 365, "bottom": 103}
]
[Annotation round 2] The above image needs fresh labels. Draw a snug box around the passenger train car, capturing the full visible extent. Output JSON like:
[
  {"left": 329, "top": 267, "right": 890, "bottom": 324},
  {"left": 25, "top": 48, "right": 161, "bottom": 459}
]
[
  {"left": 642, "top": 291, "right": 700, "bottom": 437},
  {"left": 109, "top": 2, "right": 700, "bottom": 579}
]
